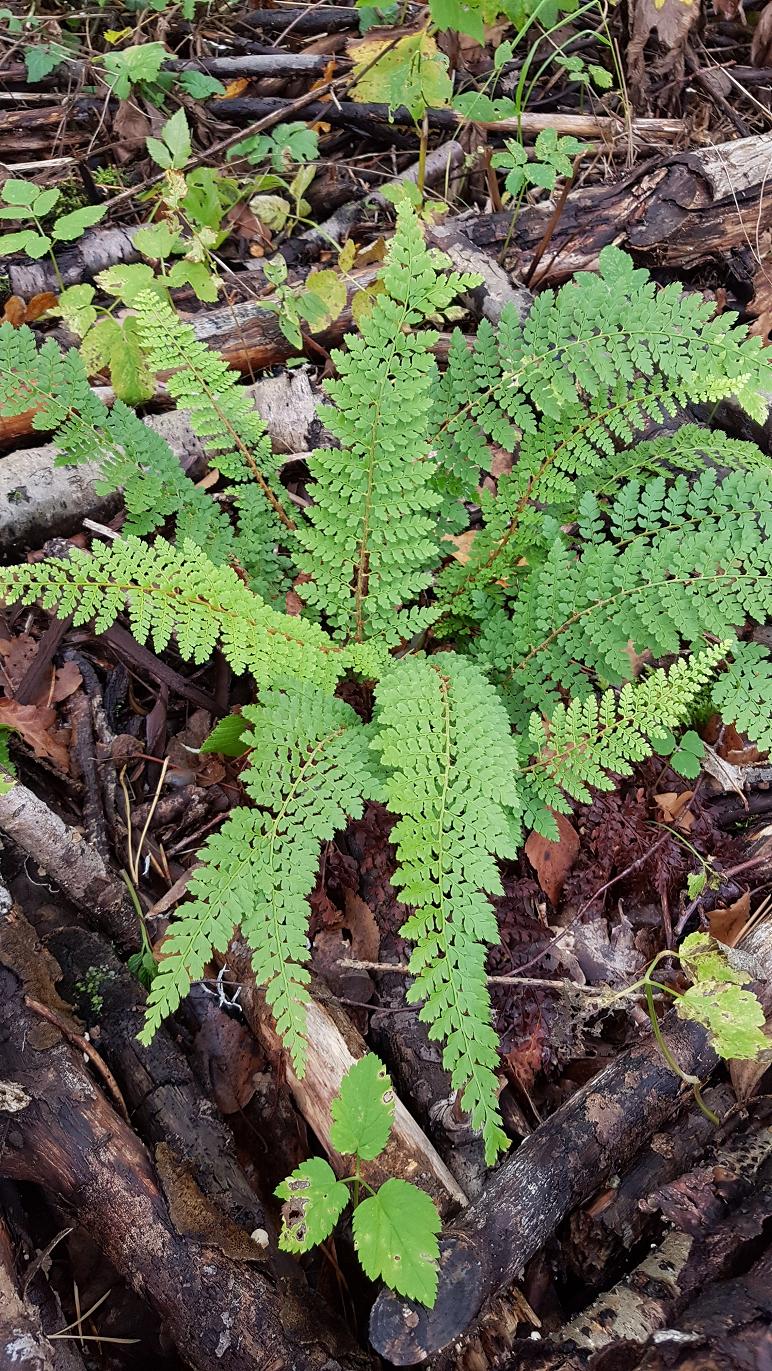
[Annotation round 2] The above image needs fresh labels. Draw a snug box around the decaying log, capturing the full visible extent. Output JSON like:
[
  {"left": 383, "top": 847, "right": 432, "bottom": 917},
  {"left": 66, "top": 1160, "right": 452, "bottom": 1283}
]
[
  {"left": 215, "top": 96, "right": 685, "bottom": 146},
  {"left": 426, "top": 221, "right": 532, "bottom": 326},
  {"left": 0, "top": 783, "right": 137, "bottom": 953},
  {"left": 223, "top": 936, "right": 468, "bottom": 1220},
  {"left": 0, "top": 903, "right": 373, "bottom": 1371},
  {"left": 7, "top": 226, "right": 142, "bottom": 301},
  {"left": 562, "top": 1120, "right": 772, "bottom": 1350},
  {"left": 0, "top": 1215, "right": 86, "bottom": 1371},
  {"left": 47, "top": 922, "right": 271, "bottom": 1238},
  {"left": 463, "top": 129, "right": 772, "bottom": 284},
  {"left": 369, "top": 925, "right": 772, "bottom": 1365}
]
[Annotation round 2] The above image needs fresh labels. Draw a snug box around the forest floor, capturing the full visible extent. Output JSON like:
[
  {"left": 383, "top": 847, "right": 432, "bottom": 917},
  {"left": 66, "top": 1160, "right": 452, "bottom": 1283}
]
[{"left": 0, "top": 1, "right": 772, "bottom": 1369}]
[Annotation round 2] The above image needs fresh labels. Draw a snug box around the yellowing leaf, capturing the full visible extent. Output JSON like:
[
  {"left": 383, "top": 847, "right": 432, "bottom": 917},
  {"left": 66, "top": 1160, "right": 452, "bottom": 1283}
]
[{"left": 349, "top": 31, "right": 452, "bottom": 120}]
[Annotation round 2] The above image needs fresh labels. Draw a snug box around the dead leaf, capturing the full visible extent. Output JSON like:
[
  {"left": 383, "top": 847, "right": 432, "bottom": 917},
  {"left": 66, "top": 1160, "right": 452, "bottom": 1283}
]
[
  {"left": 50, "top": 660, "right": 82, "bottom": 705},
  {"left": 654, "top": 790, "right": 695, "bottom": 831},
  {"left": 708, "top": 891, "right": 751, "bottom": 947},
  {"left": 2, "top": 297, "right": 26, "bottom": 327},
  {"left": 561, "top": 914, "right": 641, "bottom": 987},
  {"left": 627, "top": 0, "right": 700, "bottom": 108},
  {"left": 343, "top": 888, "right": 381, "bottom": 963},
  {"left": 0, "top": 634, "right": 38, "bottom": 692},
  {"left": 713, "top": 0, "right": 743, "bottom": 20},
  {"left": 113, "top": 99, "right": 152, "bottom": 162},
  {"left": 0, "top": 699, "right": 69, "bottom": 771},
  {"left": 220, "top": 77, "right": 250, "bottom": 99},
  {"left": 24, "top": 292, "right": 58, "bottom": 322},
  {"left": 730, "top": 1025, "right": 772, "bottom": 1102},
  {"left": 752, "top": 0, "right": 772, "bottom": 64},
  {"left": 444, "top": 530, "right": 477, "bottom": 564},
  {"left": 525, "top": 812, "right": 580, "bottom": 905}
]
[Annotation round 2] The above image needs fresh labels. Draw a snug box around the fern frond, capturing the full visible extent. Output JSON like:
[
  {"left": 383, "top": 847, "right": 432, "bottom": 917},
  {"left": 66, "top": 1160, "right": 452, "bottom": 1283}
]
[
  {"left": 371, "top": 653, "right": 521, "bottom": 1164},
  {"left": 0, "top": 536, "right": 341, "bottom": 693},
  {"left": 295, "top": 203, "right": 479, "bottom": 642},
  {"left": 473, "top": 468, "right": 772, "bottom": 735},
  {"left": 434, "top": 248, "right": 770, "bottom": 607},
  {"left": 141, "top": 686, "right": 379, "bottom": 1070},
  {"left": 132, "top": 291, "right": 293, "bottom": 532},
  {"left": 521, "top": 645, "right": 726, "bottom": 836}
]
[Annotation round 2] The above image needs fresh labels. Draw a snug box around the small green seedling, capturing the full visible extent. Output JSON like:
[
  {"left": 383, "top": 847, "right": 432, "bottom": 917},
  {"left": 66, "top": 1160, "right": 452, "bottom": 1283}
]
[
  {"left": 0, "top": 180, "right": 105, "bottom": 277},
  {"left": 491, "top": 128, "right": 586, "bottom": 200},
  {"left": 633, "top": 932, "right": 770, "bottom": 1123},
  {"left": 276, "top": 1055, "right": 442, "bottom": 1306},
  {"left": 228, "top": 121, "right": 319, "bottom": 173}
]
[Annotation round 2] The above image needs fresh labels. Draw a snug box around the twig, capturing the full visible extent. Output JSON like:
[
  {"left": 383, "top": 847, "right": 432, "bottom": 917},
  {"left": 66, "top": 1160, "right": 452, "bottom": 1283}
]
[{"left": 24, "top": 996, "right": 130, "bottom": 1121}]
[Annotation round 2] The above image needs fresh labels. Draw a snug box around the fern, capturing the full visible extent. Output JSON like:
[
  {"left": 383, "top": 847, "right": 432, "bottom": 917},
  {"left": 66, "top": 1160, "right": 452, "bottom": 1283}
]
[
  {"left": 294, "top": 201, "right": 480, "bottom": 643},
  {"left": 372, "top": 653, "right": 521, "bottom": 1164},
  {"left": 4, "top": 211, "right": 772, "bottom": 1170},
  {"left": 0, "top": 536, "right": 341, "bottom": 693},
  {"left": 141, "top": 685, "right": 379, "bottom": 1069},
  {"left": 473, "top": 468, "right": 772, "bottom": 729},
  {"left": 520, "top": 645, "right": 726, "bottom": 837}
]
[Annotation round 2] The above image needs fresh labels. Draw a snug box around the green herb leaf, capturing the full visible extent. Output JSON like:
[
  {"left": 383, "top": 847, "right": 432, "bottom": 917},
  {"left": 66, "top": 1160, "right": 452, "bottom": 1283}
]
[
  {"left": 200, "top": 714, "right": 250, "bottom": 757},
  {"left": 330, "top": 1054, "right": 395, "bottom": 1160},
  {"left": 57, "top": 284, "right": 98, "bottom": 337},
  {"left": 676, "top": 981, "right": 770, "bottom": 1060},
  {"left": 178, "top": 70, "right": 226, "bottom": 99},
  {"left": 276, "top": 1157, "right": 350, "bottom": 1252},
  {"left": 52, "top": 203, "right": 107, "bottom": 242},
  {"left": 353, "top": 1178, "right": 440, "bottom": 1305}
]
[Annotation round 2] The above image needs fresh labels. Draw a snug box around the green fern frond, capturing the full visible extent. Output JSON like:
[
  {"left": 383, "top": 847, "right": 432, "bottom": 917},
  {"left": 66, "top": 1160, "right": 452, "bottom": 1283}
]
[
  {"left": 521, "top": 645, "right": 726, "bottom": 837},
  {"left": 141, "top": 685, "right": 379, "bottom": 1069},
  {"left": 372, "top": 653, "right": 521, "bottom": 1164},
  {"left": 0, "top": 536, "right": 341, "bottom": 693},
  {"left": 295, "top": 202, "right": 479, "bottom": 643},
  {"left": 473, "top": 468, "right": 772, "bottom": 735},
  {"left": 132, "top": 291, "right": 293, "bottom": 532}
]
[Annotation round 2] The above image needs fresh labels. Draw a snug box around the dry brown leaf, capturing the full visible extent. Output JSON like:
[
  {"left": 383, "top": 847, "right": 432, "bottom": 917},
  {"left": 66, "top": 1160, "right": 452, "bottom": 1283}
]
[
  {"left": 2, "top": 297, "right": 27, "bottom": 327},
  {"left": 0, "top": 699, "right": 70, "bottom": 771},
  {"left": 627, "top": 0, "right": 700, "bottom": 107},
  {"left": 752, "top": 0, "right": 772, "bottom": 64},
  {"left": 0, "top": 634, "right": 38, "bottom": 692},
  {"left": 343, "top": 888, "right": 381, "bottom": 963},
  {"left": 730, "top": 1025, "right": 772, "bottom": 1102},
  {"left": 444, "top": 530, "right": 477, "bottom": 564},
  {"left": 220, "top": 77, "right": 250, "bottom": 99},
  {"left": 24, "top": 291, "right": 58, "bottom": 322},
  {"left": 50, "top": 660, "right": 82, "bottom": 705},
  {"left": 708, "top": 891, "right": 751, "bottom": 947},
  {"left": 654, "top": 790, "right": 695, "bottom": 831},
  {"left": 525, "top": 812, "right": 580, "bottom": 906},
  {"left": 113, "top": 99, "right": 152, "bottom": 162}
]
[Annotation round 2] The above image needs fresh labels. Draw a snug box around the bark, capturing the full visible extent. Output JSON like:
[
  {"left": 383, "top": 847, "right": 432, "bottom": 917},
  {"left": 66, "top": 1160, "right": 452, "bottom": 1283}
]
[
  {"left": 0, "top": 783, "right": 138, "bottom": 954},
  {"left": 463, "top": 128, "right": 772, "bottom": 284},
  {"left": 223, "top": 936, "right": 468, "bottom": 1220},
  {"left": 0, "top": 1217, "right": 86, "bottom": 1371},
  {"left": 7, "top": 226, "right": 141, "bottom": 300},
  {"left": 0, "top": 903, "right": 373, "bottom": 1371},
  {"left": 369, "top": 927, "right": 772, "bottom": 1365},
  {"left": 167, "top": 53, "right": 333, "bottom": 75}
]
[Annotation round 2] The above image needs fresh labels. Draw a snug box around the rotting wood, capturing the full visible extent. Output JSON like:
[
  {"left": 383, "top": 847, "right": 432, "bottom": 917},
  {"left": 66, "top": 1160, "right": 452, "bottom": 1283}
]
[
  {"left": 0, "top": 902, "right": 375, "bottom": 1371},
  {"left": 222, "top": 936, "right": 468, "bottom": 1220},
  {"left": 0, "top": 1215, "right": 86, "bottom": 1371},
  {"left": 463, "top": 128, "right": 772, "bottom": 284},
  {"left": 0, "top": 782, "right": 138, "bottom": 953},
  {"left": 369, "top": 922, "right": 772, "bottom": 1365}
]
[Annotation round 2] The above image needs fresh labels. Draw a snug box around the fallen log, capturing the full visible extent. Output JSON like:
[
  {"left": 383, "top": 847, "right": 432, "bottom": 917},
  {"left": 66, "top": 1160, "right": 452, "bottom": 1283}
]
[
  {"left": 0, "top": 902, "right": 374, "bottom": 1371},
  {"left": 214, "top": 96, "right": 685, "bottom": 146},
  {"left": 463, "top": 128, "right": 772, "bottom": 284},
  {"left": 7, "top": 226, "right": 141, "bottom": 301},
  {"left": 369, "top": 924, "right": 772, "bottom": 1365}
]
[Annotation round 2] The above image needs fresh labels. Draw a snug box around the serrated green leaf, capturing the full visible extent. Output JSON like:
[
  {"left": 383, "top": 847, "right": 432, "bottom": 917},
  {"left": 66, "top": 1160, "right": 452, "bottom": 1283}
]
[
  {"left": 671, "top": 748, "right": 701, "bottom": 779},
  {"left": 275, "top": 1156, "right": 350, "bottom": 1252},
  {"left": 133, "top": 221, "right": 181, "bottom": 260},
  {"left": 679, "top": 932, "right": 749, "bottom": 987},
  {"left": 108, "top": 316, "right": 154, "bottom": 405},
  {"left": 1, "top": 179, "right": 38, "bottom": 207},
  {"left": 32, "top": 187, "right": 61, "bottom": 218},
  {"left": 200, "top": 713, "right": 250, "bottom": 757},
  {"left": 350, "top": 32, "right": 452, "bottom": 120},
  {"left": 330, "top": 1054, "right": 395, "bottom": 1160},
  {"left": 97, "top": 262, "right": 164, "bottom": 304},
  {"left": 25, "top": 42, "right": 68, "bottom": 83},
  {"left": 146, "top": 136, "right": 172, "bottom": 170},
  {"left": 178, "top": 69, "right": 226, "bottom": 99},
  {"left": 0, "top": 230, "right": 39, "bottom": 255},
  {"left": 17, "top": 231, "right": 52, "bottom": 258},
  {"left": 353, "top": 1178, "right": 440, "bottom": 1305},
  {"left": 676, "top": 981, "right": 769, "bottom": 1060},
  {"left": 686, "top": 870, "right": 707, "bottom": 900},
  {"left": 167, "top": 258, "right": 219, "bottom": 302},
  {"left": 58, "top": 284, "right": 97, "bottom": 337},
  {"left": 52, "top": 203, "right": 107, "bottom": 242}
]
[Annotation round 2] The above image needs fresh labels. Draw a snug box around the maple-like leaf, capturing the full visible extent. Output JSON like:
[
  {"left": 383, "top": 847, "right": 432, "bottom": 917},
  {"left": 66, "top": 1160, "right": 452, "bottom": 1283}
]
[
  {"left": 330, "top": 1054, "right": 395, "bottom": 1161},
  {"left": 353, "top": 1177, "right": 440, "bottom": 1306}
]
